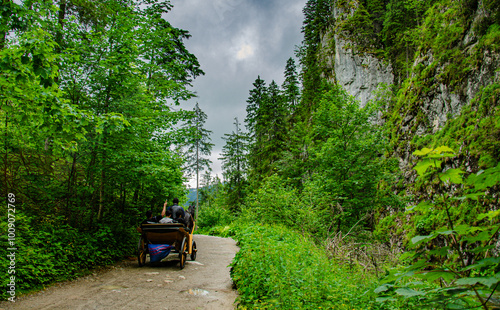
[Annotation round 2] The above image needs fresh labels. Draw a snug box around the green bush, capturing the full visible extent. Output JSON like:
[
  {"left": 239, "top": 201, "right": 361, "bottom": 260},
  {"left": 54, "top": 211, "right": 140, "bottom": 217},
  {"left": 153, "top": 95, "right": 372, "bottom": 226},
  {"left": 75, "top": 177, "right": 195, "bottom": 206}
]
[
  {"left": 230, "top": 223, "right": 396, "bottom": 309},
  {"left": 196, "top": 203, "right": 234, "bottom": 234},
  {"left": 0, "top": 212, "right": 136, "bottom": 300},
  {"left": 240, "top": 175, "right": 332, "bottom": 242}
]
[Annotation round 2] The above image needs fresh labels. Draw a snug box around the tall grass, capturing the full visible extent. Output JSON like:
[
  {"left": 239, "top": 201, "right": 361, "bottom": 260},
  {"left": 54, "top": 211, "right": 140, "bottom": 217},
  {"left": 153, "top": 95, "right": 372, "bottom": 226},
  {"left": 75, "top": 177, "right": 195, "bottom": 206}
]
[{"left": 229, "top": 223, "right": 400, "bottom": 309}]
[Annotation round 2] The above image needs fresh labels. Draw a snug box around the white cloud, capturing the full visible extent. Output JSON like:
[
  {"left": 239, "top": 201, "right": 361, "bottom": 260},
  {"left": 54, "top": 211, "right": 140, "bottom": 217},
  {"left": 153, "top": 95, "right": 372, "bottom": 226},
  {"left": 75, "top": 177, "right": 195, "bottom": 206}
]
[{"left": 236, "top": 43, "right": 255, "bottom": 60}]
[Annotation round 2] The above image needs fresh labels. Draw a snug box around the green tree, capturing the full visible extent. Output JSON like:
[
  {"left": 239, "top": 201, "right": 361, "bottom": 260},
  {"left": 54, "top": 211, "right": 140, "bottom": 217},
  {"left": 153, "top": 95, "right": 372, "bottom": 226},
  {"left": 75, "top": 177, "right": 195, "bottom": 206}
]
[
  {"left": 245, "top": 79, "right": 289, "bottom": 184},
  {"left": 198, "top": 172, "right": 223, "bottom": 211},
  {"left": 1, "top": 0, "right": 202, "bottom": 230},
  {"left": 381, "top": 0, "right": 432, "bottom": 81},
  {"left": 1, "top": 0, "right": 88, "bottom": 206},
  {"left": 310, "top": 85, "right": 390, "bottom": 231},
  {"left": 198, "top": 171, "right": 213, "bottom": 206},
  {"left": 220, "top": 118, "right": 249, "bottom": 211},
  {"left": 181, "top": 103, "right": 213, "bottom": 177},
  {"left": 1, "top": 0, "right": 206, "bottom": 297},
  {"left": 281, "top": 57, "right": 301, "bottom": 110},
  {"left": 244, "top": 76, "right": 267, "bottom": 184},
  {"left": 258, "top": 80, "right": 287, "bottom": 173},
  {"left": 244, "top": 75, "right": 267, "bottom": 137},
  {"left": 299, "top": 0, "right": 331, "bottom": 113},
  {"left": 180, "top": 102, "right": 214, "bottom": 216}
]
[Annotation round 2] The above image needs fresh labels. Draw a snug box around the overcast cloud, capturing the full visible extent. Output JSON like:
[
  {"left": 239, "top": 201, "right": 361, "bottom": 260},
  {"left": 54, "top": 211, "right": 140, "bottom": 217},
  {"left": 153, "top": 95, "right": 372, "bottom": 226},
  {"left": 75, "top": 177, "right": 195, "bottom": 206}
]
[{"left": 166, "top": 0, "right": 307, "bottom": 186}]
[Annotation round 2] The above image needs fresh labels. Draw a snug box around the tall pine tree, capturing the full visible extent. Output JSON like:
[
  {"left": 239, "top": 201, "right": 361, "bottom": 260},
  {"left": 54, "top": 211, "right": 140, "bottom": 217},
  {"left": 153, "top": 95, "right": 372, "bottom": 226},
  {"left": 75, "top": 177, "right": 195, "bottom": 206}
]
[
  {"left": 180, "top": 103, "right": 214, "bottom": 216},
  {"left": 220, "top": 118, "right": 249, "bottom": 211},
  {"left": 281, "top": 57, "right": 301, "bottom": 110},
  {"left": 244, "top": 76, "right": 267, "bottom": 138}
]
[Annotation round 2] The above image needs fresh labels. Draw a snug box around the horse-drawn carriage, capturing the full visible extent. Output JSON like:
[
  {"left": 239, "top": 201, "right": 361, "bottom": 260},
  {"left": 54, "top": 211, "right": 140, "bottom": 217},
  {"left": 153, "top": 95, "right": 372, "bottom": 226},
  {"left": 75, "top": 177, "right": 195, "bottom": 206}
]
[{"left": 137, "top": 221, "right": 197, "bottom": 269}]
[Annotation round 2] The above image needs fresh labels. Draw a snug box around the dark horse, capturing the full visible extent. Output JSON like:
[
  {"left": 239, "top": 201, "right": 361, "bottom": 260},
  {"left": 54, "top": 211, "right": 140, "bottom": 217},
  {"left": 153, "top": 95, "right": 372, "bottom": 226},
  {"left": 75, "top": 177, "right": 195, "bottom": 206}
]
[{"left": 184, "top": 204, "right": 196, "bottom": 232}]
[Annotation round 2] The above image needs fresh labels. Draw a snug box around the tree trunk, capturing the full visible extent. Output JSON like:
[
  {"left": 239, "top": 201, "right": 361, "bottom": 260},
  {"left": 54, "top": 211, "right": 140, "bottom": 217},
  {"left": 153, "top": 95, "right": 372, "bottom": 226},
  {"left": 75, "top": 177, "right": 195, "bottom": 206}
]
[
  {"left": 133, "top": 185, "right": 140, "bottom": 206},
  {"left": 65, "top": 152, "right": 77, "bottom": 222},
  {"left": 87, "top": 146, "right": 98, "bottom": 229},
  {"left": 56, "top": 0, "right": 66, "bottom": 51},
  {"left": 120, "top": 183, "right": 126, "bottom": 213},
  {"left": 97, "top": 78, "right": 112, "bottom": 221},
  {"left": 196, "top": 136, "right": 199, "bottom": 223},
  {"left": 98, "top": 167, "right": 105, "bottom": 221}
]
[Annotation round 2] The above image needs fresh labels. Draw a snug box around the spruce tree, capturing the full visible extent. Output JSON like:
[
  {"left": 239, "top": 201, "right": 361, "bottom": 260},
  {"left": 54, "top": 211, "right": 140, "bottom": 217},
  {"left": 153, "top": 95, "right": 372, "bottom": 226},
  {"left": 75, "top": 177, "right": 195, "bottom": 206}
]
[
  {"left": 244, "top": 76, "right": 267, "bottom": 139},
  {"left": 219, "top": 118, "right": 249, "bottom": 211},
  {"left": 281, "top": 57, "right": 301, "bottom": 110},
  {"left": 245, "top": 79, "right": 290, "bottom": 184},
  {"left": 300, "top": 0, "right": 331, "bottom": 113},
  {"left": 261, "top": 80, "right": 287, "bottom": 166},
  {"left": 181, "top": 103, "right": 214, "bottom": 216}
]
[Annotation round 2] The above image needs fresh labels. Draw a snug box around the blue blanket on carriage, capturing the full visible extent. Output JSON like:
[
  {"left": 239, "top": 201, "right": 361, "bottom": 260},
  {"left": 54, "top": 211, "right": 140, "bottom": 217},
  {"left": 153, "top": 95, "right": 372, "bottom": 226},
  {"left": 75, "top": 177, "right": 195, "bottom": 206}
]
[{"left": 148, "top": 244, "right": 173, "bottom": 263}]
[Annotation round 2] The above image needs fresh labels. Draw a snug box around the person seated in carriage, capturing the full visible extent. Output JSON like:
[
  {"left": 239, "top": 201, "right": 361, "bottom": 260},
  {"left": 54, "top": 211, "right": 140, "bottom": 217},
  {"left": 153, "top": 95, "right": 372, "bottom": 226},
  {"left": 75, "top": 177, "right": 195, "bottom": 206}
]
[
  {"left": 158, "top": 210, "right": 174, "bottom": 223},
  {"left": 141, "top": 210, "right": 162, "bottom": 224},
  {"left": 141, "top": 201, "right": 177, "bottom": 225},
  {"left": 163, "top": 198, "right": 186, "bottom": 224},
  {"left": 142, "top": 198, "right": 193, "bottom": 229}
]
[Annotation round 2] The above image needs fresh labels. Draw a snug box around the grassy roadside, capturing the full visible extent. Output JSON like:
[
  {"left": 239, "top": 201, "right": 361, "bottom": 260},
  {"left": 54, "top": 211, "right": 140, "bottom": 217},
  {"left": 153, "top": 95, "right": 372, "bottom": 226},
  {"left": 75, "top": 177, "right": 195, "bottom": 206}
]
[{"left": 211, "top": 223, "right": 400, "bottom": 309}]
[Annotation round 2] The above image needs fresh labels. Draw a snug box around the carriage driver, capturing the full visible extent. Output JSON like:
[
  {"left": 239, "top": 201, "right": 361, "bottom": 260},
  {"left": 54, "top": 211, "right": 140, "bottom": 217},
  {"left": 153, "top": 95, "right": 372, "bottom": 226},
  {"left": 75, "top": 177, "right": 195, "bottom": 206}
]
[{"left": 163, "top": 198, "right": 186, "bottom": 224}]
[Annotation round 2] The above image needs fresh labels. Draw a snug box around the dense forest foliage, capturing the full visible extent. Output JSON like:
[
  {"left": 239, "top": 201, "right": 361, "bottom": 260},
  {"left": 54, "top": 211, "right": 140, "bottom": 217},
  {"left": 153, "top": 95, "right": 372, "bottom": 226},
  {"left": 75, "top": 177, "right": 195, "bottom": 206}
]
[{"left": 1, "top": 0, "right": 206, "bottom": 298}]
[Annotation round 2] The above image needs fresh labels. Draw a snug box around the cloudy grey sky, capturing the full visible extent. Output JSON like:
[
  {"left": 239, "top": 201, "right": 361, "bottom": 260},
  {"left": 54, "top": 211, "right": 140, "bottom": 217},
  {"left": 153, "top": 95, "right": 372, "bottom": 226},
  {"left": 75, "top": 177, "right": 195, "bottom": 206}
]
[{"left": 166, "top": 0, "right": 307, "bottom": 186}]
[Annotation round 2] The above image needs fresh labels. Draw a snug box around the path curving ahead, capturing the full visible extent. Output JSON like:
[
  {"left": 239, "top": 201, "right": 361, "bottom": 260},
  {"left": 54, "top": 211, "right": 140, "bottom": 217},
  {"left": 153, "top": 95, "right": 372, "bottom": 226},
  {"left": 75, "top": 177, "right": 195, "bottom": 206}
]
[{"left": 1, "top": 235, "right": 239, "bottom": 310}]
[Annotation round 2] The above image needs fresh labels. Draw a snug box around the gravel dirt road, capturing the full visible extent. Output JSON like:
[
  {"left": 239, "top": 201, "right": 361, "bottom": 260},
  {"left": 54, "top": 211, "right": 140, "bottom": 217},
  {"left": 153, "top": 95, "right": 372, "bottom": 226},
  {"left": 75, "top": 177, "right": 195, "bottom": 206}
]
[{"left": 1, "top": 235, "right": 239, "bottom": 310}]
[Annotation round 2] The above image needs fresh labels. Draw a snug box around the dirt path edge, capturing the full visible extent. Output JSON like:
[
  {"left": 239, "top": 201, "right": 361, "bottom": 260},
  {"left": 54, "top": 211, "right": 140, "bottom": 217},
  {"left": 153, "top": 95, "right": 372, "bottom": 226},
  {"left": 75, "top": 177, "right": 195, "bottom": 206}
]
[{"left": 1, "top": 235, "right": 239, "bottom": 310}]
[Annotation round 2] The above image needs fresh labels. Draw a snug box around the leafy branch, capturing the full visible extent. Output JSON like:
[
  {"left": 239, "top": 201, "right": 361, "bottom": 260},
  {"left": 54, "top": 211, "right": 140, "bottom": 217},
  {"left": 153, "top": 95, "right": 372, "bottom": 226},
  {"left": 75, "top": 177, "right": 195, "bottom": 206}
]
[{"left": 376, "top": 146, "right": 500, "bottom": 309}]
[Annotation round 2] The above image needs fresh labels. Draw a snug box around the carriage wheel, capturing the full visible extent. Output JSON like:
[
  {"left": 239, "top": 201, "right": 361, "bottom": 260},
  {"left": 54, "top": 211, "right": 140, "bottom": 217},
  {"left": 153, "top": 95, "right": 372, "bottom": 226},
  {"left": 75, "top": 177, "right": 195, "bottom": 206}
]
[
  {"left": 179, "top": 237, "right": 187, "bottom": 269},
  {"left": 190, "top": 241, "right": 197, "bottom": 261},
  {"left": 137, "top": 236, "right": 147, "bottom": 267}
]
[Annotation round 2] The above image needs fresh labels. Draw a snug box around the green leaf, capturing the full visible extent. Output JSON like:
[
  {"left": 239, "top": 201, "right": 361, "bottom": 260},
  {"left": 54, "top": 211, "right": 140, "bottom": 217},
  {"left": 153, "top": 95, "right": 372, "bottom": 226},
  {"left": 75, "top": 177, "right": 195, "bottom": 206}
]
[
  {"left": 463, "top": 230, "right": 495, "bottom": 244},
  {"left": 423, "top": 270, "right": 456, "bottom": 282},
  {"left": 456, "top": 275, "right": 500, "bottom": 288},
  {"left": 467, "top": 164, "right": 500, "bottom": 190},
  {"left": 414, "top": 158, "right": 442, "bottom": 176},
  {"left": 454, "top": 192, "right": 485, "bottom": 201},
  {"left": 411, "top": 234, "right": 436, "bottom": 246},
  {"left": 452, "top": 224, "right": 483, "bottom": 235},
  {"left": 437, "top": 229, "right": 455, "bottom": 235},
  {"left": 413, "top": 200, "right": 434, "bottom": 213},
  {"left": 429, "top": 246, "right": 451, "bottom": 256},
  {"left": 395, "top": 287, "right": 424, "bottom": 297},
  {"left": 413, "top": 147, "right": 433, "bottom": 156},
  {"left": 461, "top": 257, "right": 500, "bottom": 272},
  {"left": 439, "top": 168, "right": 463, "bottom": 184},
  {"left": 374, "top": 284, "right": 392, "bottom": 294},
  {"left": 376, "top": 296, "right": 396, "bottom": 303},
  {"left": 434, "top": 146, "right": 455, "bottom": 154},
  {"left": 478, "top": 210, "right": 500, "bottom": 221}
]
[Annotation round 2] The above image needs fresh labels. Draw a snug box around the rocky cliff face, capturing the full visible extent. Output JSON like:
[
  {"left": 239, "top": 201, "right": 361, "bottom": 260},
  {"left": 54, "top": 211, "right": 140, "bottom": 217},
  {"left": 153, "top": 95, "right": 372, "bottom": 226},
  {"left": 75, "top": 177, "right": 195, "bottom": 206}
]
[
  {"left": 319, "top": 5, "right": 394, "bottom": 109},
  {"left": 333, "top": 35, "right": 394, "bottom": 109},
  {"left": 400, "top": 2, "right": 500, "bottom": 136},
  {"left": 318, "top": 4, "right": 394, "bottom": 110},
  {"left": 319, "top": 0, "right": 500, "bottom": 188},
  {"left": 323, "top": 0, "right": 499, "bottom": 142}
]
